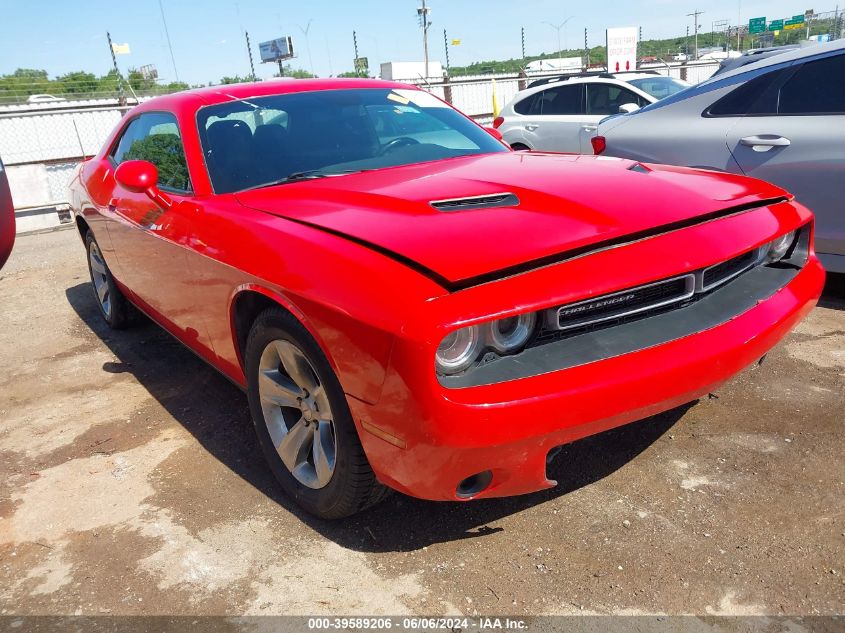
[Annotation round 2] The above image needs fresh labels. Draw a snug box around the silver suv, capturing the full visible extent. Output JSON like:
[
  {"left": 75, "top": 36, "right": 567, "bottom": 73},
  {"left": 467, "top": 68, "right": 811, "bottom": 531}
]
[{"left": 593, "top": 40, "right": 845, "bottom": 273}]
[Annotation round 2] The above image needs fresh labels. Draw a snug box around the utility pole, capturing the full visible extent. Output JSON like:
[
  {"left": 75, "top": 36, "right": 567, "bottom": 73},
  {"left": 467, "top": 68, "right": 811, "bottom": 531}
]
[
  {"left": 687, "top": 9, "right": 704, "bottom": 60},
  {"left": 417, "top": 0, "right": 432, "bottom": 79},
  {"left": 106, "top": 32, "right": 126, "bottom": 106},
  {"left": 245, "top": 30, "right": 256, "bottom": 80},
  {"left": 521, "top": 27, "right": 526, "bottom": 64},
  {"left": 584, "top": 28, "right": 589, "bottom": 68},
  {"left": 443, "top": 29, "right": 450, "bottom": 74},
  {"left": 353, "top": 30, "right": 360, "bottom": 77}
]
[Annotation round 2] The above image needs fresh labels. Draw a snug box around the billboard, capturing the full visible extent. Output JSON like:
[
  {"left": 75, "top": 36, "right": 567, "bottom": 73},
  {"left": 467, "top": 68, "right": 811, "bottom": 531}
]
[
  {"left": 606, "top": 27, "right": 638, "bottom": 73},
  {"left": 259, "top": 37, "right": 294, "bottom": 63}
]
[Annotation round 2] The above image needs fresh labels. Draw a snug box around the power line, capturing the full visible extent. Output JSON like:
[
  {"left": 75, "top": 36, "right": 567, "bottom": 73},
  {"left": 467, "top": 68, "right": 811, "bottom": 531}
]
[{"left": 157, "top": 0, "right": 180, "bottom": 82}]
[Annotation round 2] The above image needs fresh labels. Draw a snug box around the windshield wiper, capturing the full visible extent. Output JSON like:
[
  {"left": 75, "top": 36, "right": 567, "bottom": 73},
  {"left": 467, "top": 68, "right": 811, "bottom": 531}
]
[{"left": 240, "top": 169, "right": 365, "bottom": 192}]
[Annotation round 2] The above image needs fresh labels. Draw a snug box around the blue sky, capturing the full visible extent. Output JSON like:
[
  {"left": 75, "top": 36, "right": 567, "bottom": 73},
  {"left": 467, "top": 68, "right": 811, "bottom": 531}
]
[{"left": 0, "top": 0, "right": 817, "bottom": 83}]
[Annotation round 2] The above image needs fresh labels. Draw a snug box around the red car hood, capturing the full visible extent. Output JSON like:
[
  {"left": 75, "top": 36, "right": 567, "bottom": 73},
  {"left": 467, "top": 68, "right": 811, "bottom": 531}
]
[{"left": 235, "top": 152, "right": 789, "bottom": 288}]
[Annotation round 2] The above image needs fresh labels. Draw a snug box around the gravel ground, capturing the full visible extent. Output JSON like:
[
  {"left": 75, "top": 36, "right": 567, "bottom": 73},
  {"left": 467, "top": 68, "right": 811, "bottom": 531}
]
[{"left": 0, "top": 227, "right": 843, "bottom": 618}]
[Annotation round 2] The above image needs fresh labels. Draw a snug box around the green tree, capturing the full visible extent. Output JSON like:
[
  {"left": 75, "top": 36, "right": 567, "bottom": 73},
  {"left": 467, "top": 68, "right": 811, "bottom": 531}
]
[
  {"left": 220, "top": 75, "right": 252, "bottom": 84},
  {"left": 277, "top": 66, "right": 315, "bottom": 79},
  {"left": 56, "top": 71, "right": 98, "bottom": 95}
]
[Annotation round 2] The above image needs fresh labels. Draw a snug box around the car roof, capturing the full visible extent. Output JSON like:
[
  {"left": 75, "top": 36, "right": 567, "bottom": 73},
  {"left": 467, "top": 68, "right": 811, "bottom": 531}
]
[
  {"left": 131, "top": 78, "right": 415, "bottom": 114},
  {"left": 706, "top": 38, "right": 845, "bottom": 83},
  {"left": 524, "top": 71, "right": 660, "bottom": 91}
]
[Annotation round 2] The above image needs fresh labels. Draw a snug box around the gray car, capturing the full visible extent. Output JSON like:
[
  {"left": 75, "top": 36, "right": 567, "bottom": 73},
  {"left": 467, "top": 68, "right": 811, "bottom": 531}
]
[{"left": 593, "top": 40, "right": 845, "bottom": 273}]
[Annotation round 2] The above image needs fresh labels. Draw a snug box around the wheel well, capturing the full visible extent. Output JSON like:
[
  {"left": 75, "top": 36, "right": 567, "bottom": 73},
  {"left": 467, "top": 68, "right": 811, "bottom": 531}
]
[
  {"left": 75, "top": 215, "right": 90, "bottom": 240},
  {"left": 232, "top": 290, "right": 284, "bottom": 366}
]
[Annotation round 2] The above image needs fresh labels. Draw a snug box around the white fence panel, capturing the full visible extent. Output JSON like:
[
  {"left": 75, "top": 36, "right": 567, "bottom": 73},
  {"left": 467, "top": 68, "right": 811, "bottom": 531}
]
[{"left": 0, "top": 108, "right": 125, "bottom": 165}]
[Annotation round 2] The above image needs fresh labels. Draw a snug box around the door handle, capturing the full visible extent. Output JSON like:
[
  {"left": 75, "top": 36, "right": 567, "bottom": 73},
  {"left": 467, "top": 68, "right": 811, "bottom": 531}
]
[
  {"left": 740, "top": 135, "right": 791, "bottom": 151},
  {"left": 582, "top": 126, "right": 598, "bottom": 132},
  {"left": 525, "top": 124, "right": 539, "bottom": 131}
]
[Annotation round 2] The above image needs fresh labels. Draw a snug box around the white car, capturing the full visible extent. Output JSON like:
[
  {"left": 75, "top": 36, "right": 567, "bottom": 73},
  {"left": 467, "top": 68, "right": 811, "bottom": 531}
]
[
  {"left": 25, "top": 94, "right": 67, "bottom": 104},
  {"left": 493, "top": 72, "right": 689, "bottom": 153}
]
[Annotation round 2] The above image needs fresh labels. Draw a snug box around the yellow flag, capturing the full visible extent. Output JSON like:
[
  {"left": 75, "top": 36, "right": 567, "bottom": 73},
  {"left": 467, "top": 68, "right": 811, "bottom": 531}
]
[
  {"left": 451, "top": 39, "right": 461, "bottom": 46},
  {"left": 111, "top": 42, "right": 131, "bottom": 55},
  {"left": 492, "top": 78, "right": 500, "bottom": 118}
]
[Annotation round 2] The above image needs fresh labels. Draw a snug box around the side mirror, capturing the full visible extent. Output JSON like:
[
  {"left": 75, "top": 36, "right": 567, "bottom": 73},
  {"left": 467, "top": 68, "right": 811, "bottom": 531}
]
[
  {"left": 114, "top": 160, "right": 173, "bottom": 209},
  {"left": 484, "top": 126, "right": 504, "bottom": 141},
  {"left": 618, "top": 103, "right": 641, "bottom": 114}
]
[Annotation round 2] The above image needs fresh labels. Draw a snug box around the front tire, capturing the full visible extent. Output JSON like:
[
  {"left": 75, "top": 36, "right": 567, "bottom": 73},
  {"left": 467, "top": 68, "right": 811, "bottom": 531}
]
[
  {"left": 245, "top": 307, "right": 388, "bottom": 519},
  {"left": 85, "top": 231, "right": 129, "bottom": 329}
]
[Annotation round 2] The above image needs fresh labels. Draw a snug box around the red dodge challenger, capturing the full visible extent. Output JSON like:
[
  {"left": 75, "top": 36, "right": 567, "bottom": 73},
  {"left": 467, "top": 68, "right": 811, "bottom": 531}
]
[{"left": 68, "top": 79, "right": 824, "bottom": 518}]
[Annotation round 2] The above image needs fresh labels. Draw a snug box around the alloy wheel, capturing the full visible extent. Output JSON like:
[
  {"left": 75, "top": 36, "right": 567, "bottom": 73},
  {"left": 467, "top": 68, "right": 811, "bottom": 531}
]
[
  {"left": 88, "top": 240, "right": 111, "bottom": 318},
  {"left": 258, "top": 339, "right": 337, "bottom": 489}
]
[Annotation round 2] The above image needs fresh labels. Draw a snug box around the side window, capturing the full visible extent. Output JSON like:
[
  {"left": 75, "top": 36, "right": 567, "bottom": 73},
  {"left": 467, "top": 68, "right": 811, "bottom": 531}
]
[
  {"left": 539, "top": 85, "right": 583, "bottom": 115},
  {"left": 112, "top": 112, "right": 192, "bottom": 193},
  {"left": 514, "top": 92, "right": 541, "bottom": 115},
  {"left": 110, "top": 118, "right": 143, "bottom": 165},
  {"left": 779, "top": 54, "right": 845, "bottom": 114},
  {"left": 586, "top": 84, "right": 646, "bottom": 115},
  {"left": 706, "top": 68, "right": 787, "bottom": 117}
]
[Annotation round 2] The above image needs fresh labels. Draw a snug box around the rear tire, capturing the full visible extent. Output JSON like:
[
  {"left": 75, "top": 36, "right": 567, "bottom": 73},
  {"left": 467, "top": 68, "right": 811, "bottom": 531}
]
[
  {"left": 85, "top": 231, "right": 129, "bottom": 329},
  {"left": 245, "top": 307, "right": 389, "bottom": 519}
]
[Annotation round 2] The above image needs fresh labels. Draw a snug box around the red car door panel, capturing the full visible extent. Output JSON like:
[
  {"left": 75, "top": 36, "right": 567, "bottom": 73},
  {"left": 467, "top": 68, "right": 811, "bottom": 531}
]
[{"left": 100, "top": 112, "right": 216, "bottom": 360}]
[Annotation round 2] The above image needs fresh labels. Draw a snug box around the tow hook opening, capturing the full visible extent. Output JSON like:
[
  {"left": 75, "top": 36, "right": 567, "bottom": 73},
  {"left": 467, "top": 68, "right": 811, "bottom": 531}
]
[{"left": 456, "top": 470, "right": 493, "bottom": 499}]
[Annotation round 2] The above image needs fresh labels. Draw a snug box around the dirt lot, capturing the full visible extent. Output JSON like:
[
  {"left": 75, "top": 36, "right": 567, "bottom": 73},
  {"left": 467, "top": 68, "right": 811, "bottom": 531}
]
[{"left": 1, "top": 227, "right": 843, "bottom": 618}]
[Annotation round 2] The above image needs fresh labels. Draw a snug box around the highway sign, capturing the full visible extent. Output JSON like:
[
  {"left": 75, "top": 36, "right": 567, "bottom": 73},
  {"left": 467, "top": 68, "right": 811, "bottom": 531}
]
[
  {"left": 769, "top": 19, "right": 784, "bottom": 30},
  {"left": 749, "top": 17, "right": 767, "bottom": 33}
]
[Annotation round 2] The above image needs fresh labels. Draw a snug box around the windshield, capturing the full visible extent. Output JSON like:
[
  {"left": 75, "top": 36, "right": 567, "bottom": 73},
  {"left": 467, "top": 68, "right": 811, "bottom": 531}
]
[
  {"left": 196, "top": 88, "right": 508, "bottom": 194},
  {"left": 627, "top": 77, "right": 690, "bottom": 100}
]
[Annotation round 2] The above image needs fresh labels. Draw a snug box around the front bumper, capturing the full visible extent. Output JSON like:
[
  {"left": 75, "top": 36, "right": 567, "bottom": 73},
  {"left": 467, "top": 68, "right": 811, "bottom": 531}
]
[{"left": 351, "top": 257, "right": 825, "bottom": 501}]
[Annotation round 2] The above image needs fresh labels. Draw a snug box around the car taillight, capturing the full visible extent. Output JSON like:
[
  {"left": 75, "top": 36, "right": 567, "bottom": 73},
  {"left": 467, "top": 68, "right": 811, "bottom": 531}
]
[
  {"left": 591, "top": 135, "right": 607, "bottom": 155},
  {"left": 492, "top": 116, "right": 504, "bottom": 129}
]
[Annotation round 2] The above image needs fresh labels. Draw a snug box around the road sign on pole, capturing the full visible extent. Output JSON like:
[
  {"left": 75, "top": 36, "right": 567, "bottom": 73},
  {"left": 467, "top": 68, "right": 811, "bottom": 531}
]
[
  {"left": 784, "top": 15, "right": 805, "bottom": 30},
  {"left": 749, "top": 17, "right": 767, "bottom": 33},
  {"left": 769, "top": 19, "right": 784, "bottom": 31}
]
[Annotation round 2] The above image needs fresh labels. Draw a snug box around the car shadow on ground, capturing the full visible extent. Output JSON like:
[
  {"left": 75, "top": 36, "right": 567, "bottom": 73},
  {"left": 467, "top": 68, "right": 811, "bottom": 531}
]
[
  {"left": 67, "top": 282, "right": 690, "bottom": 553},
  {"left": 819, "top": 272, "right": 845, "bottom": 310}
]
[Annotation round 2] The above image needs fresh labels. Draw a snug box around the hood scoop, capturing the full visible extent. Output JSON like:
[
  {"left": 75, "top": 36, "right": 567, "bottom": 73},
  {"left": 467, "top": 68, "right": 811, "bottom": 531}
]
[{"left": 429, "top": 192, "right": 519, "bottom": 212}]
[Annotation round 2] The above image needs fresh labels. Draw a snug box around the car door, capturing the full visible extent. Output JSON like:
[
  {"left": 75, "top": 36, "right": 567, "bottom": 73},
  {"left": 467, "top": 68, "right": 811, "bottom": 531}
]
[
  {"left": 583, "top": 82, "right": 650, "bottom": 153},
  {"left": 0, "top": 156, "right": 14, "bottom": 270},
  {"left": 725, "top": 51, "right": 845, "bottom": 267},
  {"left": 524, "top": 83, "right": 586, "bottom": 153},
  {"left": 106, "top": 111, "right": 214, "bottom": 349}
]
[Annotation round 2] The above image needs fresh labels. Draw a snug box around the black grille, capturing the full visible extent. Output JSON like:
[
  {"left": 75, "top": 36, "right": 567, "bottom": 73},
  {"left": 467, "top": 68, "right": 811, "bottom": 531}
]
[
  {"left": 557, "top": 276, "right": 690, "bottom": 331},
  {"left": 702, "top": 249, "right": 757, "bottom": 289}
]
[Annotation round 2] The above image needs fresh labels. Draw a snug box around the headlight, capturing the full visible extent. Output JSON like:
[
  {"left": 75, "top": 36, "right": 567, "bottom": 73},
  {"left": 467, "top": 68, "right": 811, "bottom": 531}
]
[
  {"left": 436, "top": 313, "right": 538, "bottom": 376},
  {"left": 435, "top": 325, "right": 480, "bottom": 375},
  {"left": 765, "top": 230, "right": 797, "bottom": 262},
  {"left": 489, "top": 313, "right": 536, "bottom": 353}
]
